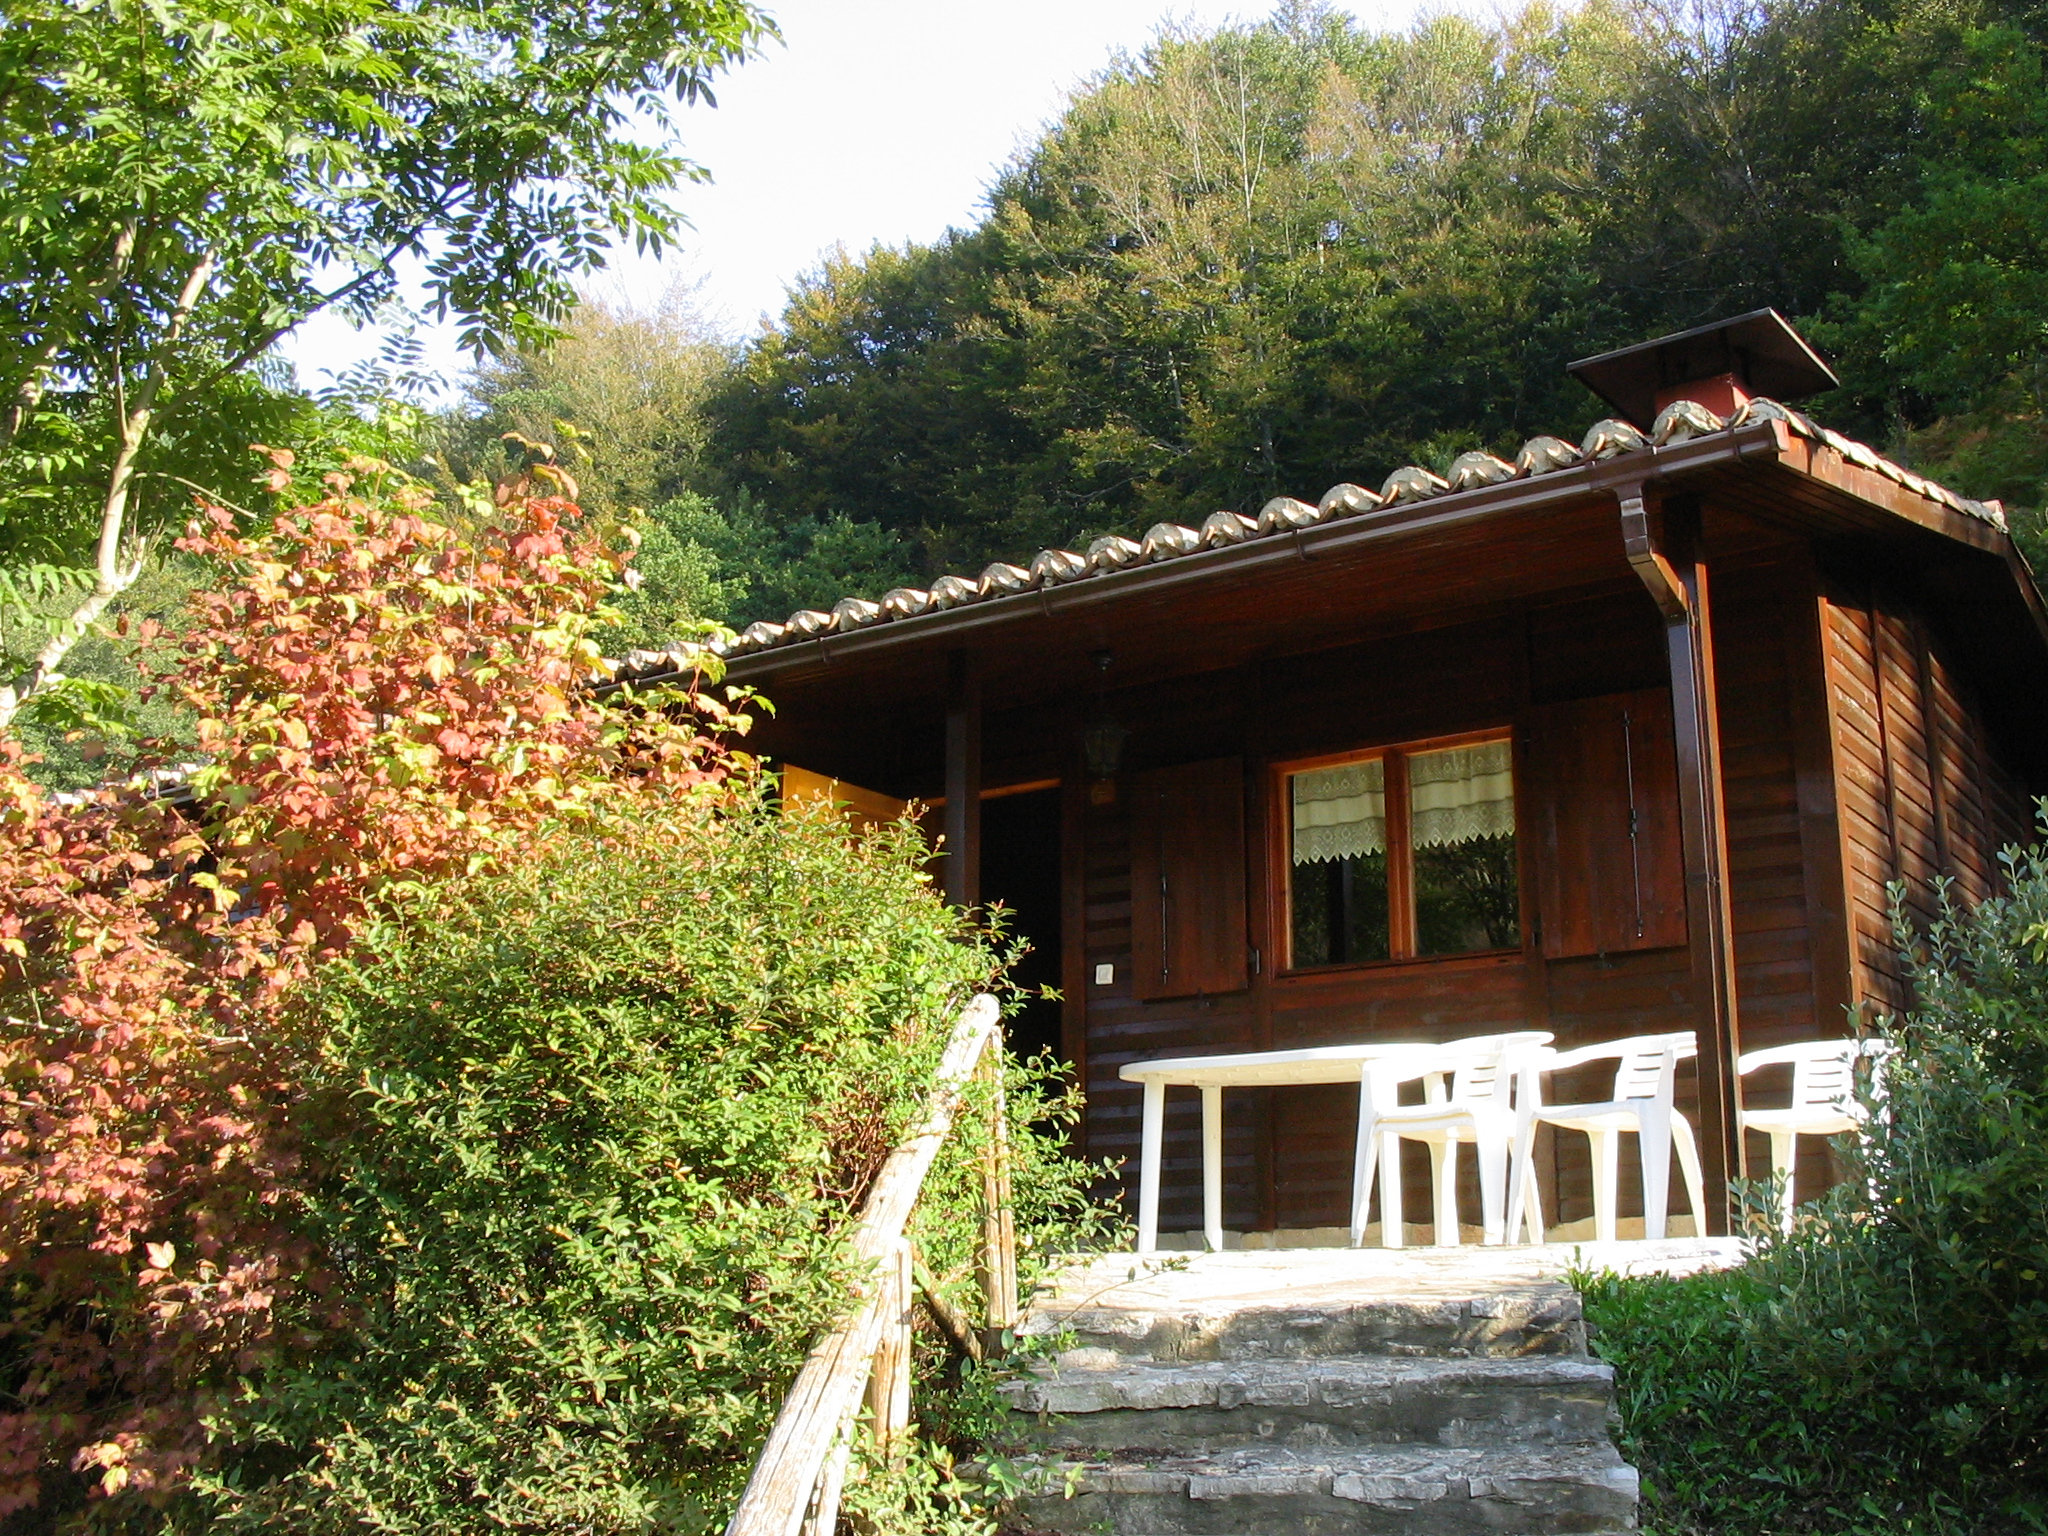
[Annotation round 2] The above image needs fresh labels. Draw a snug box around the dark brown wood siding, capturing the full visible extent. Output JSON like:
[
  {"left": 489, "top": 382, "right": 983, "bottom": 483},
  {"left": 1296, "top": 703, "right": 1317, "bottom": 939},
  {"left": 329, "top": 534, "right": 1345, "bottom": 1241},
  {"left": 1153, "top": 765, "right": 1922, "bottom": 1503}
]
[
  {"left": 1076, "top": 597, "right": 1718, "bottom": 1237},
  {"left": 1713, "top": 559, "right": 1829, "bottom": 1055},
  {"left": 1710, "top": 556, "right": 1839, "bottom": 1201},
  {"left": 1820, "top": 569, "right": 2030, "bottom": 1018},
  {"left": 1055, "top": 537, "right": 2033, "bottom": 1241}
]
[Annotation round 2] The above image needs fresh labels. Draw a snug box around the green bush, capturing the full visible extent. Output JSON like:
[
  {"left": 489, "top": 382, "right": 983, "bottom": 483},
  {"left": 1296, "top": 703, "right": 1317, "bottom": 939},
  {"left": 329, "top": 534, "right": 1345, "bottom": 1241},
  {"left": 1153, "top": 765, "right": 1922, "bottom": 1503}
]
[
  {"left": 1582, "top": 818, "right": 2048, "bottom": 1534},
  {"left": 191, "top": 786, "right": 1112, "bottom": 1535}
]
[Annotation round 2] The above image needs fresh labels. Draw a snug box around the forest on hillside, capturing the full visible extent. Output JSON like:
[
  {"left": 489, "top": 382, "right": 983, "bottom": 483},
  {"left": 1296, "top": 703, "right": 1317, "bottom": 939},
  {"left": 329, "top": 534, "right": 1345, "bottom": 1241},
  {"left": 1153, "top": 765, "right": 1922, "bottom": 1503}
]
[{"left": 453, "top": 0, "right": 2048, "bottom": 632}]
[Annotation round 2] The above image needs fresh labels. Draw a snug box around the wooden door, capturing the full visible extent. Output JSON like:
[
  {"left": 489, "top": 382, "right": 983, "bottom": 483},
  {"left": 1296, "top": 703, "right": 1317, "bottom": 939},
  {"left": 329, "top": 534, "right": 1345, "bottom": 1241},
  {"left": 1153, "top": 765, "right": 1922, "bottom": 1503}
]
[{"left": 1130, "top": 757, "right": 1249, "bottom": 999}]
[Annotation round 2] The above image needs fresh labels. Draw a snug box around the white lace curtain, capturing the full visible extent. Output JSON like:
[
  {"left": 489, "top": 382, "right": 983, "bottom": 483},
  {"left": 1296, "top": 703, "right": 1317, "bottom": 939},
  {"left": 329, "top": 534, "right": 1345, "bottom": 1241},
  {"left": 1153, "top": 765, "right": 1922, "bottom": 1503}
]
[
  {"left": 1292, "top": 758, "right": 1384, "bottom": 865},
  {"left": 1409, "top": 740, "right": 1514, "bottom": 848},
  {"left": 1291, "top": 741, "right": 1513, "bottom": 865}
]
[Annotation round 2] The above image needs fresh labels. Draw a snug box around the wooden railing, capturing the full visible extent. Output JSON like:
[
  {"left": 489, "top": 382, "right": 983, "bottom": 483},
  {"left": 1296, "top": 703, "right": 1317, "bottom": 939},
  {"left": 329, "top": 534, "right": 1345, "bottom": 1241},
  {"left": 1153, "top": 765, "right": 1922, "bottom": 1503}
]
[{"left": 725, "top": 993, "right": 1015, "bottom": 1536}]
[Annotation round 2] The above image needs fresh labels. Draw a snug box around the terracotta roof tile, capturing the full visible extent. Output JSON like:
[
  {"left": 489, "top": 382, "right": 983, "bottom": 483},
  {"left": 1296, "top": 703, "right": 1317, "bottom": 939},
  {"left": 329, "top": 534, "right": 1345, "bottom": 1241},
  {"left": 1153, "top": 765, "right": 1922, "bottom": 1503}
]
[
  {"left": 1259, "top": 495, "right": 1323, "bottom": 531},
  {"left": 614, "top": 399, "right": 2009, "bottom": 678},
  {"left": 1317, "top": 483, "right": 1380, "bottom": 517},
  {"left": 1380, "top": 464, "right": 1449, "bottom": 502},
  {"left": 1446, "top": 450, "right": 1516, "bottom": 490}
]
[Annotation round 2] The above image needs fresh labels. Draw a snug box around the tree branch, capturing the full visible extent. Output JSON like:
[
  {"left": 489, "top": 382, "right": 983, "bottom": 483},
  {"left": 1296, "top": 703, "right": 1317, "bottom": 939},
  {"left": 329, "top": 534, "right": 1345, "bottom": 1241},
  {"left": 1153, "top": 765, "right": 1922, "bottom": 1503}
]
[
  {"left": 190, "top": 211, "right": 455, "bottom": 397},
  {"left": 0, "top": 248, "right": 215, "bottom": 728},
  {"left": 98, "top": 249, "right": 214, "bottom": 591},
  {"left": 0, "top": 220, "right": 137, "bottom": 451},
  {"left": 0, "top": 570, "right": 141, "bottom": 728},
  {"left": 136, "top": 472, "right": 260, "bottom": 520}
]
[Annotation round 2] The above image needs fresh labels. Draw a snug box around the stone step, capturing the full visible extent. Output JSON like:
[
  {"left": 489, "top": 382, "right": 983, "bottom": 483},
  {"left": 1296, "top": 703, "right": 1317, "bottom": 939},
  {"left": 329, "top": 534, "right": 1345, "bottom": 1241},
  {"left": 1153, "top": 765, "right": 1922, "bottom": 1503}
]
[
  {"left": 999, "top": 1355, "right": 1617, "bottom": 1456},
  {"left": 1001, "top": 1441, "right": 1639, "bottom": 1535},
  {"left": 1024, "top": 1277, "right": 1581, "bottom": 1368}
]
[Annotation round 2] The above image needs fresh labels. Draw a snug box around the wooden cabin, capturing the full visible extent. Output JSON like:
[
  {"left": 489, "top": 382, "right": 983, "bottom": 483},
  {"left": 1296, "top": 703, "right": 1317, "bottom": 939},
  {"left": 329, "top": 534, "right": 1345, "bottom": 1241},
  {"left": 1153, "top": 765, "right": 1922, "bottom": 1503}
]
[{"left": 620, "top": 311, "right": 2048, "bottom": 1242}]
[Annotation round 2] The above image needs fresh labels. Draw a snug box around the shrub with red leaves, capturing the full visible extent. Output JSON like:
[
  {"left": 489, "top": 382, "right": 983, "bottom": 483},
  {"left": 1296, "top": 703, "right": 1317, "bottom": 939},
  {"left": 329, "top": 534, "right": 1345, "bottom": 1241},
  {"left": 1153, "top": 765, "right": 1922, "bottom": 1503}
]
[{"left": 0, "top": 488, "right": 738, "bottom": 1518}]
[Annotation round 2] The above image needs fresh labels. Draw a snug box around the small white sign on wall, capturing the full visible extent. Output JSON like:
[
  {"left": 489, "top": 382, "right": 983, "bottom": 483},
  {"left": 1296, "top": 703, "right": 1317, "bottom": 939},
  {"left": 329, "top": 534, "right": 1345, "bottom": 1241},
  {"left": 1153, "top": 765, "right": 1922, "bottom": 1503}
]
[{"left": 1094, "top": 963, "right": 1115, "bottom": 986}]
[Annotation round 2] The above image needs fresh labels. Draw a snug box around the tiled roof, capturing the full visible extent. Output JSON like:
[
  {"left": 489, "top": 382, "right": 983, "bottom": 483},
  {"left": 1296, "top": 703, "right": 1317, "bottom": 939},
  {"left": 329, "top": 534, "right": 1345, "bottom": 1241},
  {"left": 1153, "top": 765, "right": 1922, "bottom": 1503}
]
[{"left": 602, "top": 398, "right": 2006, "bottom": 685}]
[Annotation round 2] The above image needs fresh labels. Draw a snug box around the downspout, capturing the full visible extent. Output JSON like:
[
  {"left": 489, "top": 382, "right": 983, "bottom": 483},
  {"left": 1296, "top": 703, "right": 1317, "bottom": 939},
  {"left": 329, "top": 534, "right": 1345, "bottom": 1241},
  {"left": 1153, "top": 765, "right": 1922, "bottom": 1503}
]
[{"left": 1617, "top": 475, "right": 1746, "bottom": 1235}]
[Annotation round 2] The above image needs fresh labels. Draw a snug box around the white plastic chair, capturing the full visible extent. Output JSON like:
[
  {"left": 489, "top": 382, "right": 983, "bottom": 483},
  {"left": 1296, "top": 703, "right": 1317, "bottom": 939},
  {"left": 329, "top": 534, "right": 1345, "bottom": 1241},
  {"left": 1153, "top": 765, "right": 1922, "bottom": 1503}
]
[
  {"left": 1737, "top": 1038, "right": 1891, "bottom": 1231},
  {"left": 1508, "top": 1032, "right": 1707, "bottom": 1244},
  {"left": 1351, "top": 1031, "right": 1552, "bottom": 1248}
]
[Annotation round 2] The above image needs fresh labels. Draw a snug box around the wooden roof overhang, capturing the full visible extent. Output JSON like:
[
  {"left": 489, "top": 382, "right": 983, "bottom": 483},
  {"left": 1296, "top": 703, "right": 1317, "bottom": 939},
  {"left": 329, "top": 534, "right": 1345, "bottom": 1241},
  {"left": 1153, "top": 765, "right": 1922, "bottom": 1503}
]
[{"left": 713, "top": 419, "right": 2048, "bottom": 793}]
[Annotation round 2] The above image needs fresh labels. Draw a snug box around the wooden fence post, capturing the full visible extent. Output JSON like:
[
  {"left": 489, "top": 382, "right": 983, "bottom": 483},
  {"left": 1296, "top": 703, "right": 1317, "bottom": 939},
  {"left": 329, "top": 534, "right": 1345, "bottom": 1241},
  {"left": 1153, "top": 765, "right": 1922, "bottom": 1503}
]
[
  {"left": 796, "top": 1442, "right": 848, "bottom": 1536},
  {"left": 726, "top": 996, "right": 1001, "bottom": 1536},
  {"left": 868, "top": 1238, "right": 914, "bottom": 1461},
  {"left": 977, "top": 1036, "right": 1018, "bottom": 1354}
]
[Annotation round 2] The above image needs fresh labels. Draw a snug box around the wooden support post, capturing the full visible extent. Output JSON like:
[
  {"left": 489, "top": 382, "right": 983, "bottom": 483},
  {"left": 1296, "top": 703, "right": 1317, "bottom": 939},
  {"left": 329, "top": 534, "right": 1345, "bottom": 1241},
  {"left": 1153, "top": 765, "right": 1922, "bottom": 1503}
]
[
  {"left": 977, "top": 1038, "right": 1018, "bottom": 1353},
  {"left": 1058, "top": 732, "right": 1090, "bottom": 1100},
  {"left": 1622, "top": 487, "right": 1745, "bottom": 1232},
  {"left": 912, "top": 1250, "right": 983, "bottom": 1362},
  {"left": 943, "top": 650, "right": 982, "bottom": 909},
  {"left": 867, "top": 1237, "right": 914, "bottom": 1462}
]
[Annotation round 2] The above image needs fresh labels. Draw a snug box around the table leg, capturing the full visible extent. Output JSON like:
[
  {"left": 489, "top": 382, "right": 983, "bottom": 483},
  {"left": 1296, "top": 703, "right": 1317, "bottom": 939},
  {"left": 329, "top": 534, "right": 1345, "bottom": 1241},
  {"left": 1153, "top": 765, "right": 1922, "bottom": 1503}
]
[
  {"left": 1201, "top": 1085, "right": 1223, "bottom": 1252},
  {"left": 1343, "top": 1081, "right": 1376, "bottom": 1253},
  {"left": 1137, "top": 1080, "right": 1165, "bottom": 1254}
]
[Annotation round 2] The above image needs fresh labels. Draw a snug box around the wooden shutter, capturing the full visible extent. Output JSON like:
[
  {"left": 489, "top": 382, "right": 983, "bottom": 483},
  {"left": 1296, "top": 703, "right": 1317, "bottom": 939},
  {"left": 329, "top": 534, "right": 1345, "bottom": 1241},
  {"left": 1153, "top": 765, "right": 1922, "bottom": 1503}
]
[
  {"left": 1528, "top": 689, "right": 1687, "bottom": 958},
  {"left": 1130, "top": 756, "right": 1249, "bottom": 1000}
]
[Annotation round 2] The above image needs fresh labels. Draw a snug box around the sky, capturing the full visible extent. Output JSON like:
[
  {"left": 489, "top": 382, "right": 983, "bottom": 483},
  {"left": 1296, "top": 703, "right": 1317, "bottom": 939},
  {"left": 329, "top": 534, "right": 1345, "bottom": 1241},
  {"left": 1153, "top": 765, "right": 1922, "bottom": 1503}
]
[{"left": 278, "top": 0, "right": 1429, "bottom": 397}]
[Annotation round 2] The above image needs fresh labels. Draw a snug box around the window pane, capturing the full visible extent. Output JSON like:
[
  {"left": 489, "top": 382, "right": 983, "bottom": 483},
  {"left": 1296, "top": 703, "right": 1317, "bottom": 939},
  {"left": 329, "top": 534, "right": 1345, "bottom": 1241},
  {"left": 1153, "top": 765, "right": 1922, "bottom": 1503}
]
[
  {"left": 1290, "top": 760, "right": 1390, "bottom": 965},
  {"left": 1291, "top": 849, "right": 1391, "bottom": 965},
  {"left": 1409, "top": 741, "right": 1519, "bottom": 955}
]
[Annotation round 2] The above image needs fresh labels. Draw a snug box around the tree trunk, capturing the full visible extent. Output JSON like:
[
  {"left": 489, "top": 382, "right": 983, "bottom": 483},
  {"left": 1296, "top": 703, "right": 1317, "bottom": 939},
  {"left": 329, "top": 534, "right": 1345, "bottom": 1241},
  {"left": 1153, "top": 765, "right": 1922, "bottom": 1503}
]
[{"left": 0, "top": 248, "right": 212, "bottom": 728}]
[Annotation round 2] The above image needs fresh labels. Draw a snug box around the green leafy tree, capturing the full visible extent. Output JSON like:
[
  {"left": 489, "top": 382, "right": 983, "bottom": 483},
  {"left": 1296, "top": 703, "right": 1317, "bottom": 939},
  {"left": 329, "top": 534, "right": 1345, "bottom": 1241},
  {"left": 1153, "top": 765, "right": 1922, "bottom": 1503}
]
[
  {"left": 1830, "top": 23, "right": 2048, "bottom": 560},
  {"left": 700, "top": 3, "right": 1715, "bottom": 570},
  {"left": 0, "top": 0, "right": 771, "bottom": 723},
  {"left": 710, "top": 238, "right": 1050, "bottom": 573},
  {"left": 442, "top": 286, "right": 738, "bottom": 519},
  {"left": 603, "top": 492, "right": 921, "bottom": 646}
]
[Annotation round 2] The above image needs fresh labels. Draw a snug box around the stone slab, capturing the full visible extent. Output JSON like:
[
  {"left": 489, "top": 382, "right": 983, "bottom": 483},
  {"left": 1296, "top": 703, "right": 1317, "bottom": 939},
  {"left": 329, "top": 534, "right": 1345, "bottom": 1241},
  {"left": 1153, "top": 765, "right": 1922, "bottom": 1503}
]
[
  {"left": 1004, "top": 1441, "right": 1640, "bottom": 1534},
  {"left": 1017, "top": 1242, "right": 1739, "bottom": 1363},
  {"left": 1000, "top": 1355, "right": 1617, "bottom": 1454}
]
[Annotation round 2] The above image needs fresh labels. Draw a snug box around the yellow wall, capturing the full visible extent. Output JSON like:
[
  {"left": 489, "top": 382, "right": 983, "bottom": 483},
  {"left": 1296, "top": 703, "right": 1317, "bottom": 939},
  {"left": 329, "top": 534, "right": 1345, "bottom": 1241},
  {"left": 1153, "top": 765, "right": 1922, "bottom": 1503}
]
[{"left": 780, "top": 765, "right": 908, "bottom": 836}]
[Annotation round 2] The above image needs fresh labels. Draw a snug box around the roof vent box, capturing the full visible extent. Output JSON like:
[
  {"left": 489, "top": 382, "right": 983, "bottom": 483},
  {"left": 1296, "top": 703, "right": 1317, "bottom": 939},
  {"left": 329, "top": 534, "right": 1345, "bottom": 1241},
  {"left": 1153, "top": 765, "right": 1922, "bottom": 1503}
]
[{"left": 1568, "top": 308, "right": 1839, "bottom": 428}]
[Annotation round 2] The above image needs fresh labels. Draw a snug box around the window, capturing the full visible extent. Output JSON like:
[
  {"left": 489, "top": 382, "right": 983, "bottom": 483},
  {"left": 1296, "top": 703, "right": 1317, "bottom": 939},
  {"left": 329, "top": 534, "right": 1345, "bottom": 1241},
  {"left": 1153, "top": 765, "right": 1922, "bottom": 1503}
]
[{"left": 1285, "top": 734, "right": 1519, "bottom": 968}]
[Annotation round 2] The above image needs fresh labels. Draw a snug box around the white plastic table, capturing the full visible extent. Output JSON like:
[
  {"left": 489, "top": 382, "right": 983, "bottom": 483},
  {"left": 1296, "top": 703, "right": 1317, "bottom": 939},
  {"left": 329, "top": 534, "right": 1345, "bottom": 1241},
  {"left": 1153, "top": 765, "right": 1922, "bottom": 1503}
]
[{"left": 1120, "top": 1042, "right": 1499, "bottom": 1254}]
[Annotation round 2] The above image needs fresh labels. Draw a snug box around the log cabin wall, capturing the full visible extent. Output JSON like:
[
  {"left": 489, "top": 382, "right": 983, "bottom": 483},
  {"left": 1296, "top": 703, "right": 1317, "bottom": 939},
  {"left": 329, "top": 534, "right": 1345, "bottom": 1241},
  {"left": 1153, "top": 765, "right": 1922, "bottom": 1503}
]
[
  {"left": 1041, "top": 522, "right": 2035, "bottom": 1240},
  {"left": 1818, "top": 561, "right": 2032, "bottom": 1020},
  {"left": 1707, "top": 545, "right": 1848, "bottom": 1203},
  {"left": 1058, "top": 551, "right": 1842, "bottom": 1239}
]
